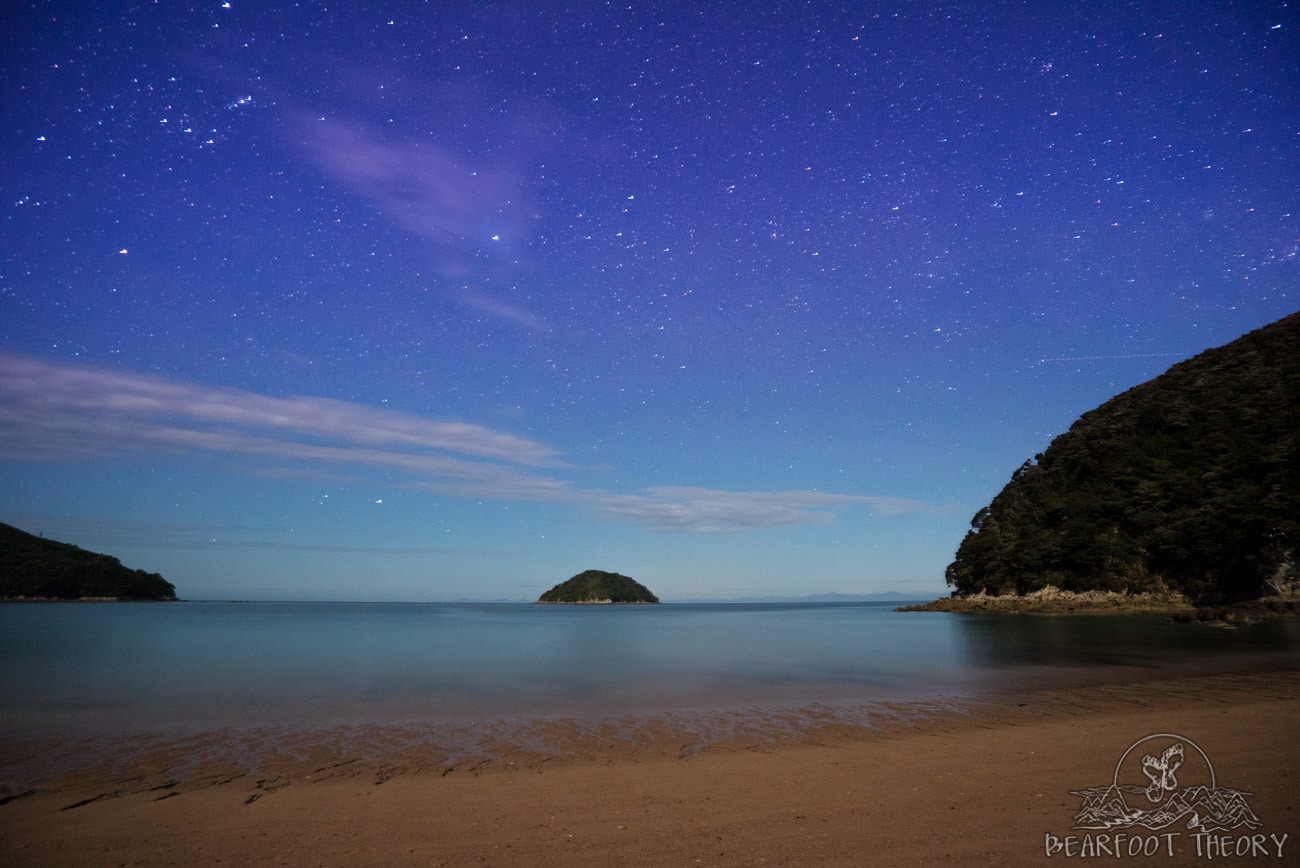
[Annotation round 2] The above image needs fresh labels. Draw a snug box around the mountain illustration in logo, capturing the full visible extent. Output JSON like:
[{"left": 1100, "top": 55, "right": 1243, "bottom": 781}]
[{"left": 1070, "top": 734, "right": 1262, "bottom": 833}]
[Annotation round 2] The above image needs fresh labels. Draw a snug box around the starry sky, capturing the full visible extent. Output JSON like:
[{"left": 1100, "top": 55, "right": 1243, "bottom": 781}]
[{"left": 1, "top": 1, "right": 1297, "bottom": 601}]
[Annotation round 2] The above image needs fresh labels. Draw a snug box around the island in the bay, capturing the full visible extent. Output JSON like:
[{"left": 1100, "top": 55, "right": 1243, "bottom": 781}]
[
  {"left": 906, "top": 311, "right": 1299, "bottom": 620},
  {"left": 0, "top": 521, "right": 178, "bottom": 601},
  {"left": 537, "top": 570, "right": 660, "bottom": 604}
]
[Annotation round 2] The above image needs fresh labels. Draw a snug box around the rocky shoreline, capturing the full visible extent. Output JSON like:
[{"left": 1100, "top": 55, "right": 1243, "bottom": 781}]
[
  {"left": 899, "top": 584, "right": 1300, "bottom": 624},
  {"left": 1175, "top": 597, "right": 1300, "bottom": 625},
  {"left": 897, "top": 585, "right": 1194, "bottom": 615},
  {"left": 0, "top": 591, "right": 177, "bottom": 603}
]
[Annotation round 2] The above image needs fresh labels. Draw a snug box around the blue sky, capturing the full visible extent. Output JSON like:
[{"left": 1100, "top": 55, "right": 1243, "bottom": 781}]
[{"left": 1, "top": 1, "right": 1296, "bottom": 601}]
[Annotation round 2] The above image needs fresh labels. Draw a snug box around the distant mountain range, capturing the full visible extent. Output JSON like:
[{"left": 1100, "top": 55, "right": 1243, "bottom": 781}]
[
  {"left": 447, "top": 591, "right": 924, "bottom": 605},
  {"left": 666, "top": 591, "right": 926, "bottom": 604}
]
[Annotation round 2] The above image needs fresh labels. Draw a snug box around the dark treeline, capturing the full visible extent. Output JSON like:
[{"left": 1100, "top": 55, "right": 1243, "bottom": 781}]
[
  {"left": 0, "top": 522, "right": 177, "bottom": 601},
  {"left": 538, "top": 570, "right": 660, "bottom": 603},
  {"left": 946, "top": 312, "right": 1300, "bottom": 604}
]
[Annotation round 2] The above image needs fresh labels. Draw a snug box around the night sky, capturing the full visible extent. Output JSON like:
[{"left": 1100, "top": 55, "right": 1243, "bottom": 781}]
[{"left": 2, "top": 2, "right": 1296, "bottom": 601}]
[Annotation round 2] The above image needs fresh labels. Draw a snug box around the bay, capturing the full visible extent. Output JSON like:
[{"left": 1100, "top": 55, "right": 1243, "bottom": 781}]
[{"left": 2, "top": 600, "right": 1297, "bottom": 741}]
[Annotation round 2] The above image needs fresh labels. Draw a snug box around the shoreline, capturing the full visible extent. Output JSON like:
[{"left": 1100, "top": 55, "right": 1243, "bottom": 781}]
[
  {"left": 3, "top": 669, "right": 1297, "bottom": 866},
  {"left": 900, "top": 587, "right": 1300, "bottom": 622},
  {"left": 0, "top": 597, "right": 176, "bottom": 603},
  {"left": 898, "top": 585, "right": 1196, "bottom": 615}
]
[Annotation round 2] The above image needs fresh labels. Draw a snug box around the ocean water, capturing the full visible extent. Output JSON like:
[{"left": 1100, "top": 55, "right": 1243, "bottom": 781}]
[{"left": 2, "top": 601, "right": 1298, "bottom": 743}]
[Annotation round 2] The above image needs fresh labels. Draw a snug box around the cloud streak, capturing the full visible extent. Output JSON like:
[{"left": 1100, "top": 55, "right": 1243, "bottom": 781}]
[
  {"left": 0, "top": 355, "right": 926, "bottom": 534},
  {"left": 586, "top": 487, "right": 922, "bottom": 534},
  {"left": 293, "top": 115, "right": 552, "bottom": 331},
  {"left": 295, "top": 116, "right": 524, "bottom": 249},
  {"left": 0, "top": 354, "right": 558, "bottom": 465},
  {"left": 459, "top": 291, "right": 552, "bottom": 332}
]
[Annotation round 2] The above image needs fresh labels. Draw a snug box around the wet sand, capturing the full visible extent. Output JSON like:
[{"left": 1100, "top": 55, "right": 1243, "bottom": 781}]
[{"left": 2, "top": 670, "right": 1297, "bottom": 866}]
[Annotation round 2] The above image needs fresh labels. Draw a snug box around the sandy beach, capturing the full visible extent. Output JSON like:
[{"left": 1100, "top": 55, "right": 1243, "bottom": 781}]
[{"left": 2, "top": 669, "right": 1296, "bottom": 867}]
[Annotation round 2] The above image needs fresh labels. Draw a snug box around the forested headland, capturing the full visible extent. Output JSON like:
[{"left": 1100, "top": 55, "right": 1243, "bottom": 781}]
[
  {"left": 0, "top": 522, "right": 177, "bottom": 601},
  {"left": 938, "top": 312, "right": 1299, "bottom": 610}
]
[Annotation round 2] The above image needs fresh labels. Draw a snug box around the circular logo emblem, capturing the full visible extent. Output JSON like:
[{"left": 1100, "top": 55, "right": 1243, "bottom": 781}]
[{"left": 1111, "top": 733, "right": 1215, "bottom": 808}]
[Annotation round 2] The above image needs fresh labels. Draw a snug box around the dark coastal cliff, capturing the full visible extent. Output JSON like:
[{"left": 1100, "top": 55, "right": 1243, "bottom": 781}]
[
  {"left": 537, "top": 570, "right": 660, "bottom": 604},
  {"left": 0, "top": 522, "right": 177, "bottom": 601},
  {"left": 941, "top": 312, "right": 1300, "bottom": 609}
]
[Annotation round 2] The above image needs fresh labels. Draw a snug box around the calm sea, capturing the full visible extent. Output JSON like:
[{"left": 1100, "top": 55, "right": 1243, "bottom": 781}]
[{"left": 2, "top": 601, "right": 1298, "bottom": 744}]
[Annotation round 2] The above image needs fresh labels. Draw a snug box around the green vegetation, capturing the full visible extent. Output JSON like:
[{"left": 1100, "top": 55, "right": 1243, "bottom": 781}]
[
  {"left": 537, "top": 570, "right": 660, "bottom": 604},
  {"left": 0, "top": 522, "right": 178, "bottom": 601},
  {"left": 946, "top": 312, "right": 1300, "bottom": 605}
]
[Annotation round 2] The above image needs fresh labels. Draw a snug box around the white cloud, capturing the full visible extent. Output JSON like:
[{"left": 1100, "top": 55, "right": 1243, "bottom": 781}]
[
  {"left": 296, "top": 116, "right": 522, "bottom": 246},
  {"left": 0, "top": 354, "right": 558, "bottom": 465},
  {"left": 0, "top": 354, "right": 928, "bottom": 534},
  {"left": 585, "top": 486, "right": 926, "bottom": 534}
]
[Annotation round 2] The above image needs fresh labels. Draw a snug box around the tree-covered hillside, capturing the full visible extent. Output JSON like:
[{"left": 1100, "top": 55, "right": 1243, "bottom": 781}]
[
  {"left": 537, "top": 570, "right": 660, "bottom": 603},
  {"left": 946, "top": 312, "right": 1299, "bottom": 605},
  {"left": 0, "top": 522, "right": 178, "bottom": 601}
]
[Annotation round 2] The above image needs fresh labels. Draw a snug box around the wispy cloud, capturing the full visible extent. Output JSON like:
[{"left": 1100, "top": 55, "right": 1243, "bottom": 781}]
[
  {"left": 289, "top": 113, "right": 554, "bottom": 330},
  {"left": 459, "top": 291, "right": 552, "bottom": 332},
  {"left": 0, "top": 354, "right": 558, "bottom": 466},
  {"left": 295, "top": 116, "right": 523, "bottom": 248},
  {"left": 0, "top": 355, "right": 927, "bottom": 534},
  {"left": 586, "top": 487, "right": 924, "bottom": 534}
]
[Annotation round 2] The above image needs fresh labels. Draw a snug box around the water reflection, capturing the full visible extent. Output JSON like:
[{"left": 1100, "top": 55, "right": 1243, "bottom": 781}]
[
  {"left": 1, "top": 603, "right": 1297, "bottom": 739},
  {"left": 949, "top": 612, "right": 1300, "bottom": 687}
]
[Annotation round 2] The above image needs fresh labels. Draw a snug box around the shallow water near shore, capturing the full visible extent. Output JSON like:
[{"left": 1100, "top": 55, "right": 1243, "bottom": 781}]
[
  {"left": 3, "top": 600, "right": 1298, "bottom": 733},
  {"left": 2, "top": 601, "right": 1298, "bottom": 789}
]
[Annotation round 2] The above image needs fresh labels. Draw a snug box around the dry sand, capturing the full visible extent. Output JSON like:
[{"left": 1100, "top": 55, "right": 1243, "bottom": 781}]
[{"left": 2, "top": 671, "right": 1297, "bottom": 867}]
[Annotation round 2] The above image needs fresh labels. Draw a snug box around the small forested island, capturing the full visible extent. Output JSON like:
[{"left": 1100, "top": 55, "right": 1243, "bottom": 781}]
[
  {"left": 537, "top": 570, "right": 660, "bottom": 604},
  {"left": 0, "top": 521, "right": 177, "bottom": 601},
  {"left": 906, "top": 312, "right": 1300, "bottom": 621}
]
